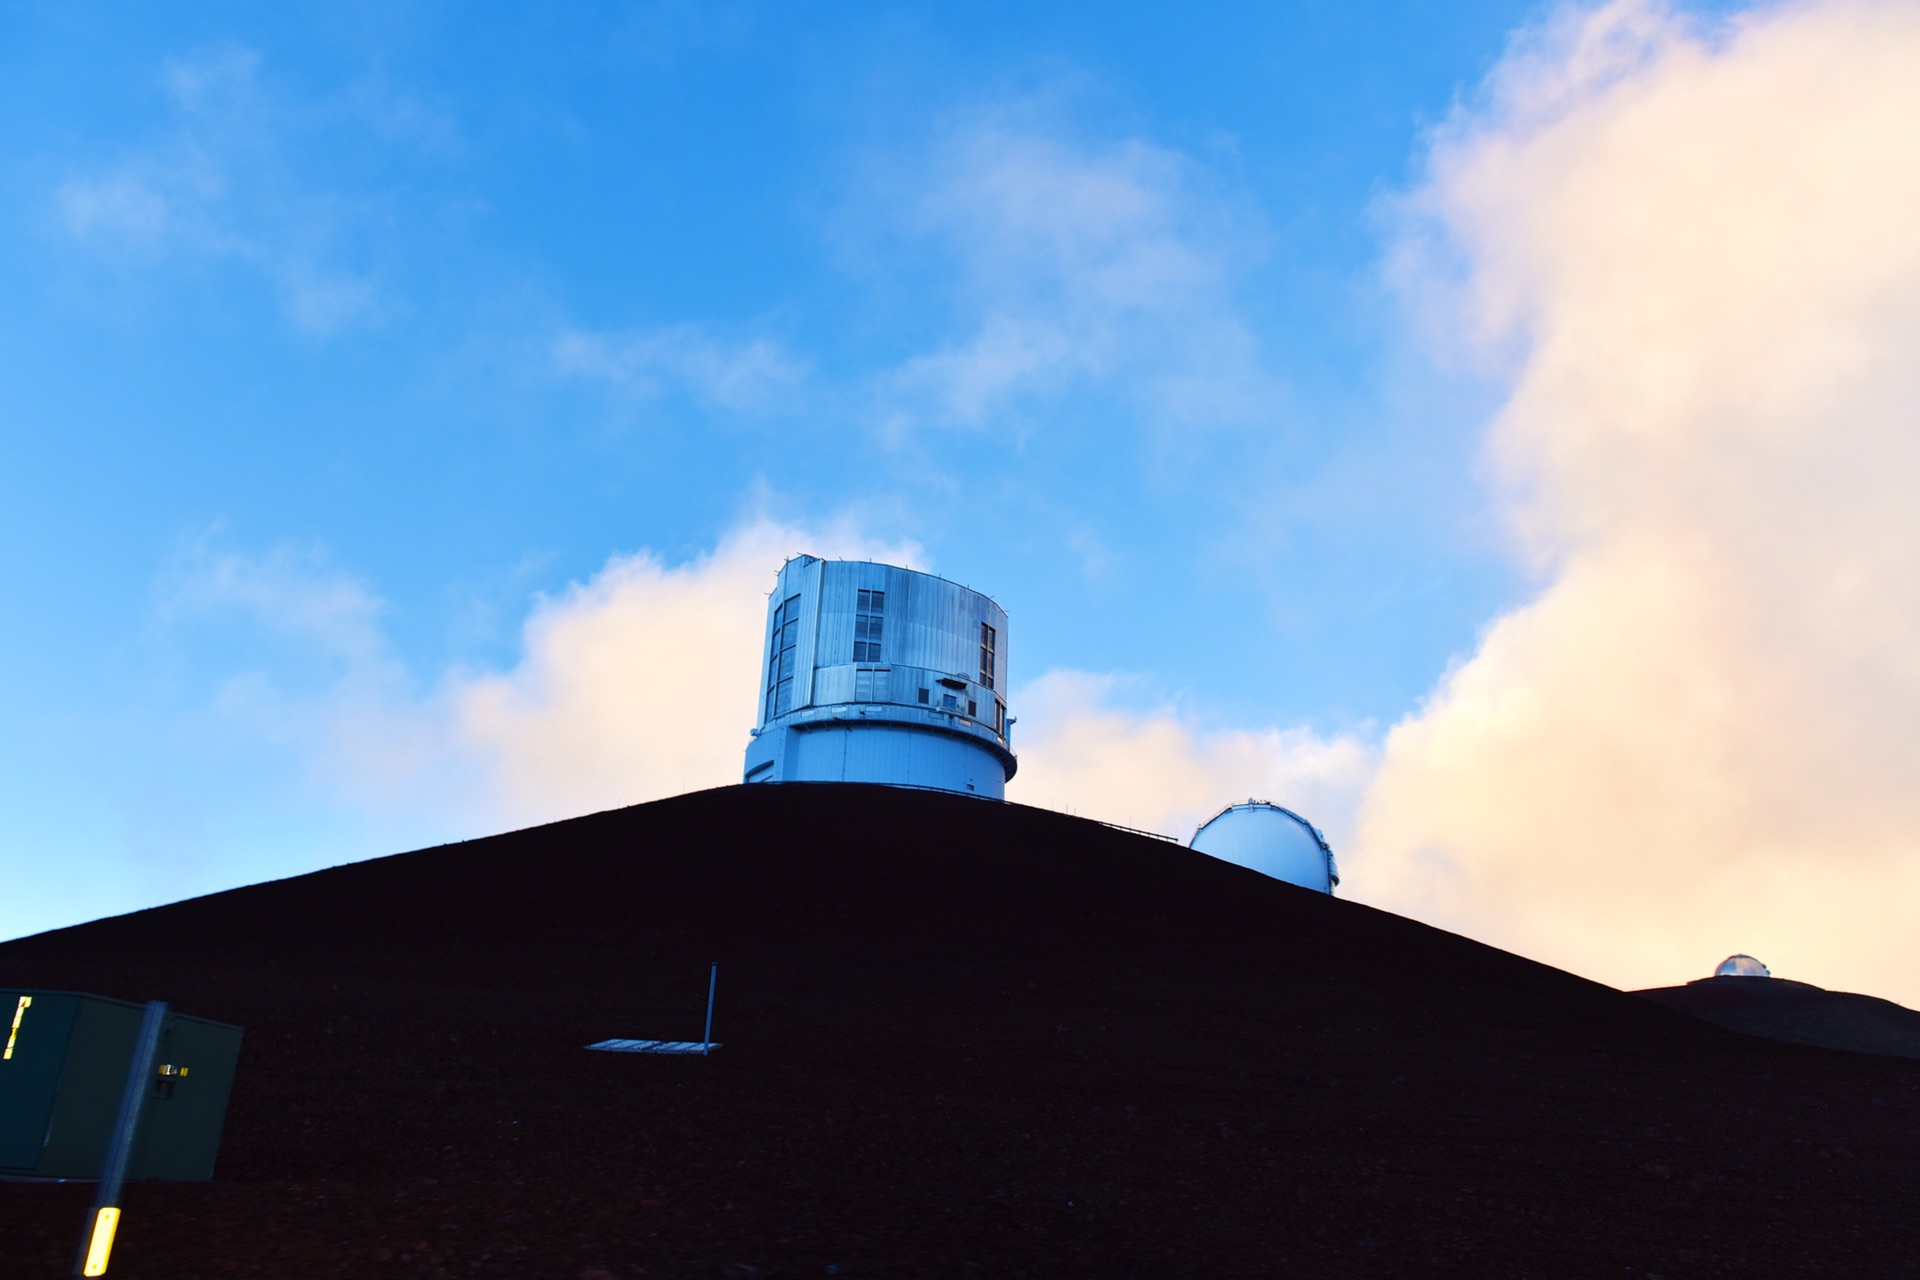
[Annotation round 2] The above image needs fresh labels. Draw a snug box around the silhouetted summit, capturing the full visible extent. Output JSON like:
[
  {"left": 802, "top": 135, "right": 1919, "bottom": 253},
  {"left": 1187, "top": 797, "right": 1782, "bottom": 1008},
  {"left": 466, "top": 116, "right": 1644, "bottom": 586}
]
[{"left": 3, "top": 784, "right": 1916, "bottom": 1277}]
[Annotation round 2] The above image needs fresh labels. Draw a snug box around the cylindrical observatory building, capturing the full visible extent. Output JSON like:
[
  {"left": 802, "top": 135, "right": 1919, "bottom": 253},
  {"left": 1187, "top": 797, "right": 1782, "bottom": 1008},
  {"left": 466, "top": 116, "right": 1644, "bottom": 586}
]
[{"left": 742, "top": 556, "right": 1017, "bottom": 798}]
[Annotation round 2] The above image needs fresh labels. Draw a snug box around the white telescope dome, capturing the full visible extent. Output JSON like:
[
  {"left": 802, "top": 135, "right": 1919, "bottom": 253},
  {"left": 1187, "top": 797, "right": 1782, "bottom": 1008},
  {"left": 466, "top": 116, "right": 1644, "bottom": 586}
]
[
  {"left": 1714, "top": 954, "right": 1770, "bottom": 978},
  {"left": 1189, "top": 801, "right": 1338, "bottom": 894}
]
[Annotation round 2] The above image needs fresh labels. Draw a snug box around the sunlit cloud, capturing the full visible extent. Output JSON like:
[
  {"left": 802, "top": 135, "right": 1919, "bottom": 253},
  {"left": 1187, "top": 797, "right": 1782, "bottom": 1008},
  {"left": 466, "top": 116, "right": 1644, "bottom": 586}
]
[
  {"left": 1355, "top": 0, "right": 1920, "bottom": 1002},
  {"left": 1009, "top": 670, "right": 1373, "bottom": 846},
  {"left": 164, "top": 518, "right": 1374, "bottom": 859},
  {"left": 164, "top": 521, "right": 922, "bottom": 830},
  {"left": 445, "top": 520, "right": 919, "bottom": 824}
]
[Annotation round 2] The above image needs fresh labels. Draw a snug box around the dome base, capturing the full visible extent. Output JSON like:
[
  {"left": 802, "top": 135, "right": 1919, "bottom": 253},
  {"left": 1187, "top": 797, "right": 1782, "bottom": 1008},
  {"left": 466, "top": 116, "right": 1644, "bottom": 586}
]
[{"left": 744, "top": 719, "right": 1011, "bottom": 799}]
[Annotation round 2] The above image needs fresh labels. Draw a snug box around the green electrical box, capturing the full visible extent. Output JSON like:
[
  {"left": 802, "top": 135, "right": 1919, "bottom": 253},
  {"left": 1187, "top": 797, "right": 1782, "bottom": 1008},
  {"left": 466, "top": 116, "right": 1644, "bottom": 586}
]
[{"left": 0, "top": 989, "right": 243, "bottom": 1180}]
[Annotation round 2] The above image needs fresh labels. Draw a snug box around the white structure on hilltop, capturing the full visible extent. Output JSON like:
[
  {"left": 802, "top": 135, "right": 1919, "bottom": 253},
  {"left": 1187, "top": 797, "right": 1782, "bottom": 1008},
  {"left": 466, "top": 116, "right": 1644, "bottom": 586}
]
[
  {"left": 1190, "top": 801, "right": 1339, "bottom": 894},
  {"left": 1714, "top": 954, "right": 1771, "bottom": 978},
  {"left": 742, "top": 556, "right": 1017, "bottom": 799}
]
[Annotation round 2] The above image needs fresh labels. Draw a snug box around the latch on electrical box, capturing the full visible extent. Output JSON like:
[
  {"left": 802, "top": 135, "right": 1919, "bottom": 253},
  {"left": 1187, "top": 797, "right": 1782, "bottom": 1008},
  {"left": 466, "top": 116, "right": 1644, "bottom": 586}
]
[{"left": 153, "top": 1063, "right": 189, "bottom": 1100}]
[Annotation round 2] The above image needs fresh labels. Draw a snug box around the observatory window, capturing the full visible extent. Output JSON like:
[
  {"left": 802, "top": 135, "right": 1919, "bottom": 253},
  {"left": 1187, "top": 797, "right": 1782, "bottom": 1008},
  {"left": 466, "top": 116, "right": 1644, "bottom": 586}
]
[
  {"left": 765, "top": 594, "right": 801, "bottom": 721},
  {"left": 854, "top": 589, "right": 886, "bottom": 662},
  {"left": 917, "top": 687, "right": 930, "bottom": 704},
  {"left": 979, "top": 624, "right": 997, "bottom": 690}
]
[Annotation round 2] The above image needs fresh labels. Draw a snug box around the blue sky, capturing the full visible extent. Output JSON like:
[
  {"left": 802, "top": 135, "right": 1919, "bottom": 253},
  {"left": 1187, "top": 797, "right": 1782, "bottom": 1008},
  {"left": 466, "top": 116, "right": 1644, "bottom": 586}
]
[
  {"left": 2, "top": 2, "right": 1526, "bottom": 921},
  {"left": 11, "top": 0, "right": 1919, "bottom": 1004},
  {"left": 4, "top": 1, "right": 1525, "bottom": 700}
]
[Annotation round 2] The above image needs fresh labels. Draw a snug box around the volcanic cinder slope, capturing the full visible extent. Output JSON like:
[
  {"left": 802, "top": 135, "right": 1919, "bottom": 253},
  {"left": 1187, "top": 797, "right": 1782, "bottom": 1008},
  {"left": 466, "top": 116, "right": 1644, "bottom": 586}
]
[
  {"left": 1637, "top": 976, "right": 1920, "bottom": 1061},
  {"left": 2, "top": 784, "right": 1915, "bottom": 1278}
]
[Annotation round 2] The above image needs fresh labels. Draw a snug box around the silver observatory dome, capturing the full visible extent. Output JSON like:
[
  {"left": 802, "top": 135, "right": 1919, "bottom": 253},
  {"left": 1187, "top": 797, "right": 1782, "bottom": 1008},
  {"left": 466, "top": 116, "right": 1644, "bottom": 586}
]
[
  {"left": 1714, "top": 954, "right": 1771, "bottom": 978},
  {"left": 1189, "top": 800, "right": 1339, "bottom": 894},
  {"left": 742, "top": 555, "right": 1016, "bottom": 799}
]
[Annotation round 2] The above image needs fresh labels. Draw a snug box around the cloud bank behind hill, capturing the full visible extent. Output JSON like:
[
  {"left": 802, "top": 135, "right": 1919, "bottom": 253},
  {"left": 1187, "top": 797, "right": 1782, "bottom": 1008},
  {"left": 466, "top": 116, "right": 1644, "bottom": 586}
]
[{"left": 1352, "top": 0, "right": 1920, "bottom": 998}]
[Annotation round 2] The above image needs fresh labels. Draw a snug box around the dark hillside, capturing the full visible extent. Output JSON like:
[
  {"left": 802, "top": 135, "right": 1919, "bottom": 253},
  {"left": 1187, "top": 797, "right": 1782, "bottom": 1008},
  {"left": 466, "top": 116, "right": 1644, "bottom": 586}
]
[
  {"left": 1638, "top": 975, "right": 1920, "bottom": 1060},
  {"left": 2, "top": 783, "right": 1915, "bottom": 1278}
]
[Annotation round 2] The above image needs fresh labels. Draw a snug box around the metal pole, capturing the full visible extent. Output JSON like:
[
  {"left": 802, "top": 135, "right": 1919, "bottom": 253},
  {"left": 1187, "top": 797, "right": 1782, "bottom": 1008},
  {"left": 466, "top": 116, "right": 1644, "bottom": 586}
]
[
  {"left": 75, "top": 1000, "right": 168, "bottom": 1277},
  {"left": 702, "top": 964, "right": 717, "bottom": 1055}
]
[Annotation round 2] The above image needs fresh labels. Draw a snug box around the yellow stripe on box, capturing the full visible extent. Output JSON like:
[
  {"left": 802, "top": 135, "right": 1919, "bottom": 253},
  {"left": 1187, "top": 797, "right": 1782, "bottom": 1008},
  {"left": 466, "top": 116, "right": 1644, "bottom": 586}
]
[
  {"left": 83, "top": 1206, "right": 120, "bottom": 1276},
  {"left": 4, "top": 995, "right": 29, "bottom": 1060}
]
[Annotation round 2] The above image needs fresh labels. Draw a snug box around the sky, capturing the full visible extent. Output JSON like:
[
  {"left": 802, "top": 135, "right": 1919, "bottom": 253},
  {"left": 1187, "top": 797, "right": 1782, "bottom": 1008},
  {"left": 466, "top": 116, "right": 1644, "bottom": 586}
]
[{"left": 7, "top": 0, "right": 1920, "bottom": 1005}]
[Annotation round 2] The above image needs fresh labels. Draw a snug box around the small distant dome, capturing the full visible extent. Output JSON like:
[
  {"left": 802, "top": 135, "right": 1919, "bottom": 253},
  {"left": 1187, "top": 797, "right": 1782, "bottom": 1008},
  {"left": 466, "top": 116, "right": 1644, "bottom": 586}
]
[
  {"left": 1190, "top": 801, "right": 1338, "bottom": 894},
  {"left": 1714, "top": 954, "right": 1770, "bottom": 978}
]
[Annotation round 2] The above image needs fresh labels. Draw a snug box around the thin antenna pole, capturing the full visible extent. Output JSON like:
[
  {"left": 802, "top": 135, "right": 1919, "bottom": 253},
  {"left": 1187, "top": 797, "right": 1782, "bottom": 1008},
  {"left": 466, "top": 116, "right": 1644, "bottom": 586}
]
[
  {"left": 75, "top": 1000, "right": 168, "bottom": 1277},
  {"left": 702, "top": 964, "right": 718, "bottom": 1056}
]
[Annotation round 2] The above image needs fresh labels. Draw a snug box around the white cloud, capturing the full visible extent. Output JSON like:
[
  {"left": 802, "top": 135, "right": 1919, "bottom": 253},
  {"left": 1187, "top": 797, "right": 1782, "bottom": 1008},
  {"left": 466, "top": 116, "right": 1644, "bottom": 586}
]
[
  {"left": 160, "top": 46, "right": 263, "bottom": 114},
  {"left": 272, "top": 260, "right": 383, "bottom": 335},
  {"left": 53, "top": 45, "right": 393, "bottom": 335},
  {"left": 161, "top": 541, "right": 386, "bottom": 662},
  {"left": 873, "top": 118, "right": 1271, "bottom": 435},
  {"left": 1355, "top": 0, "right": 1920, "bottom": 1002},
  {"left": 552, "top": 324, "right": 808, "bottom": 413},
  {"left": 157, "top": 540, "right": 438, "bottom": 803},
  {"left": 1009, "top": 670, "right": 1373, "bottom": 846},
  {"left": 58, "top": 174, "right": 175, "bottom": 241},
  {"left": 331, "top": 76, "right": 464, "bottom": 155}
]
